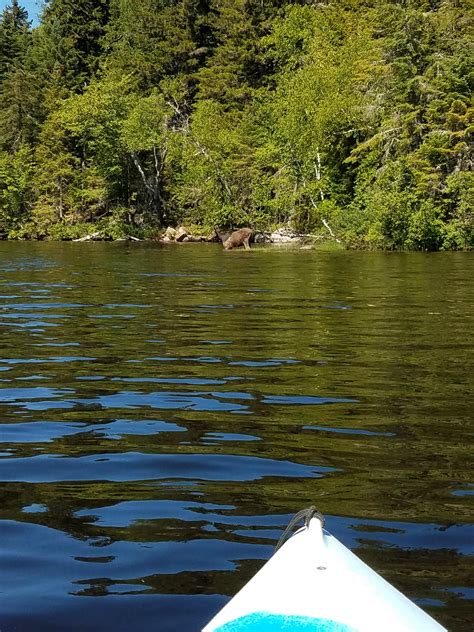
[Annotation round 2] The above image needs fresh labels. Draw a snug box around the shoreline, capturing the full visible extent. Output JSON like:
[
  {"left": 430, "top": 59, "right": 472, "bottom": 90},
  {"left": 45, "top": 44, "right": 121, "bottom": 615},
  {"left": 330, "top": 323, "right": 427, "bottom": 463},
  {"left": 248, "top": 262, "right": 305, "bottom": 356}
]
[{"left": 0, "top": 225, "right": 328, "bottom": 247}]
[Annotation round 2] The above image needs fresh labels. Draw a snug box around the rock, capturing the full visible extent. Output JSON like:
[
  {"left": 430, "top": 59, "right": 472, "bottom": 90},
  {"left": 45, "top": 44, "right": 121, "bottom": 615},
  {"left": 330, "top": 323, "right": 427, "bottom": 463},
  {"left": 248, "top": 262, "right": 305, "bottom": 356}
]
[
  {"left": 160, "top": 235, "right": 172, "bottom": 243},
  {"left": 300, "top": 244, "right": 313, "bottom": 250},
  {"left": 175, "top": 226, "right": 189, "bottom": 242},
  {"left": 254, "top": 232, "right": 272, "bottom": 244},
  {"left": 269, "top": 227, "right": 301, "bottom": 243},
  {"left": 163, "top": 227, "right": 177, "bottom": 240}
]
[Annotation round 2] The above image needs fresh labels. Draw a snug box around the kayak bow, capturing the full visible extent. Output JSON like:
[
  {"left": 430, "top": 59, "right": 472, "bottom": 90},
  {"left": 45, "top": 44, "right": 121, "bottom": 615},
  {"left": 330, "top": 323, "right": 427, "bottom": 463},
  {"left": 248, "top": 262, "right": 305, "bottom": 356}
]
[{"left": 203, "top": 511, "right": 446, "bottom": 632}]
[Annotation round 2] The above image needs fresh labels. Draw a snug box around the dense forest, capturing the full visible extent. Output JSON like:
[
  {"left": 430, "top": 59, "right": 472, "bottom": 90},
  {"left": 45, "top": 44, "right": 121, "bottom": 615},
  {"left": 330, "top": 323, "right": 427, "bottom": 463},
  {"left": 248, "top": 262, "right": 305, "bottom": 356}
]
[{"left": 0, "top": 0, "right": 472, "bottom": 249}]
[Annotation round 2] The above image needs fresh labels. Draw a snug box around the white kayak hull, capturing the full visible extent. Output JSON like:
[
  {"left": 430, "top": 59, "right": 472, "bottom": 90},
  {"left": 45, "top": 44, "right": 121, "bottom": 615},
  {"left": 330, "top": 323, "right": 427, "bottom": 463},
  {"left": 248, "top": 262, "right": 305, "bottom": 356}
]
[{"left": 203, "top": 516, "right": 446, "bottom": 632}]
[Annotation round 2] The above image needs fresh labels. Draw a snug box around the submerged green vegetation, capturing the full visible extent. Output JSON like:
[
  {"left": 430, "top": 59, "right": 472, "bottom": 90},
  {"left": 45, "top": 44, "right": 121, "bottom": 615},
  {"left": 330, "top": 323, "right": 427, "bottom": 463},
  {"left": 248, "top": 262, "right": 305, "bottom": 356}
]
[{"left": 0, "top": 0, "right": 472, "bottom": 249}]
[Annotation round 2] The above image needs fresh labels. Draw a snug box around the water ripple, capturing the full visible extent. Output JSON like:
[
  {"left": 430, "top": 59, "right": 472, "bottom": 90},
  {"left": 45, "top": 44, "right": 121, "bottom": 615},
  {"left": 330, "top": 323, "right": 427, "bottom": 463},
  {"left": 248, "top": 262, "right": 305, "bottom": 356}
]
[
  {"left": 0, "top": 453, "right": 333, "bottom": 482},
  {"left": 0, "top": 244, "right": 472, "bottom": 632}
]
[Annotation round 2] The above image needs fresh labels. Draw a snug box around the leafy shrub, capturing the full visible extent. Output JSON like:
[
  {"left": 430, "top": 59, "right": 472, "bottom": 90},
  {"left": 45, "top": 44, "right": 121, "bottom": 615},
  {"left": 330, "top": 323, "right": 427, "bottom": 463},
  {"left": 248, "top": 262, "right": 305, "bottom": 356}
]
[
  {"left": 406, "top": 202, "right": 445, "bottom": 251},
  {"left": 47, "top": 222, "right": 97, "bottom": 241}
]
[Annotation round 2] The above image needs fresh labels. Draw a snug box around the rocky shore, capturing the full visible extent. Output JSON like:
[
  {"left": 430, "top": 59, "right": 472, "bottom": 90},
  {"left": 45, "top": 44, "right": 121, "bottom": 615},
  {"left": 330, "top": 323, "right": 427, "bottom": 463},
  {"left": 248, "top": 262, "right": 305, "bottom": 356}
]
[
  {"left": 159, "top": 226, "right": 310, "bottom": 246},
  {"left": 68, "top": 225, "right": 319, "bottom": 246}
]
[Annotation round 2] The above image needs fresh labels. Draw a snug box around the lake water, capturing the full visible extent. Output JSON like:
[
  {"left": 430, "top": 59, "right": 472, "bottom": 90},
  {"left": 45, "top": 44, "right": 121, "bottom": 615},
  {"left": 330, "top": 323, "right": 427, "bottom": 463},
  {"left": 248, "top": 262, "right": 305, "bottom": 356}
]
[{"left": 0, "top": 242, "right": 472, "bottom": 631}]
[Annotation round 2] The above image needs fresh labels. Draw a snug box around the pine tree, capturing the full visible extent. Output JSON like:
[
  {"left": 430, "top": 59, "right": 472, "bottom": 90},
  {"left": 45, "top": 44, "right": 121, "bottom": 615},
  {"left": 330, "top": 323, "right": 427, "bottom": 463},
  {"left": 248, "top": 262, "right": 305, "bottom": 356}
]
[
  {"left": 105, "top": 0, "right": 196, "bottom": 91},
  {"left": 0, "top": 0, "right": 30, "bottom": 85},
  {"left": 195, "top": 0, "right": 283, "bottom": 108},
  {"left": 0, "top": 0, "right": 35, "bottom": 150},
  {"left": 36, "top": 0, "right": 110, "bottom": 92}
]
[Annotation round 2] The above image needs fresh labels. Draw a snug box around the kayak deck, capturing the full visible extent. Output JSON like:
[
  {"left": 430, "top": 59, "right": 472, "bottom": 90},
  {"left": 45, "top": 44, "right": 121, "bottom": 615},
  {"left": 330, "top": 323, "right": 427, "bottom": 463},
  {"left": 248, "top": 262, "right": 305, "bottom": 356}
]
[{"left": 203, "top": 514, "right": 446, "bottom": 632}]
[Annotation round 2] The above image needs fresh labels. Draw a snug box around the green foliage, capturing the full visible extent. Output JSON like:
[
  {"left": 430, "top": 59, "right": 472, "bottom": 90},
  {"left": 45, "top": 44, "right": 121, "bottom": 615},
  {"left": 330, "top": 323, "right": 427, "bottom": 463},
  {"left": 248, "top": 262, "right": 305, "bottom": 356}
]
[
  {"left": 406, "top": 202, "right": 445, "bottom": 251},
  {"left": 0, "top": 143, "right": 34, "bottom": 232},
  {"left": 442, "top": 171, "right": 474, "bottom": 250},
  {"left": 261, "top": 3, "right": 384, "bottom": 229},
  {"left": 0, "top": 0, "right": 30, "bottom": 84},
  {"left": 31, "top": 108, "right": 79, "bottom": 228},
  {"left": 37, "top": 0, "right": 109, "bottom": 92},
  {"left": 104, "top": 0, "right": 195, "bottom": 90},
  {"left": 333, "top": 0, "right": 473, "bottom": 250},
  {"left": 0, "top": 0, "right": 471, "bottom": 248},
  {"left": 0, "top": 1, "right": 37, "bottom": 151},
  {"left": 97, "top": 206, "right": 144, "bottom": 240},
  {"left": 46, "top": 221, "right": 97, "bottom": 241}
]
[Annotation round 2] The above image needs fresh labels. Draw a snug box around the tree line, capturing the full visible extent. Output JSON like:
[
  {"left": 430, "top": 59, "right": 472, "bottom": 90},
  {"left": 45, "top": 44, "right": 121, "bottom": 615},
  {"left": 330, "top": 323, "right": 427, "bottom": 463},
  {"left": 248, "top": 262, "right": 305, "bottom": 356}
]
[{"left": 0, "top": 0, "right": 472, "bottom": 249}]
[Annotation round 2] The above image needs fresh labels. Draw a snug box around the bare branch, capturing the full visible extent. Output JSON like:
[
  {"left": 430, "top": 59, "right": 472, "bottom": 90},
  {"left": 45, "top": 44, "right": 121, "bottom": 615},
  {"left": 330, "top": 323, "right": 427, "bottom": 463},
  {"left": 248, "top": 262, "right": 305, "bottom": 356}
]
[
  {"left": 322, "top": 218, "right": 341, "bottom": 243},
  {"left": 130, "top": 152, "right": 153, "bottom": 194}
]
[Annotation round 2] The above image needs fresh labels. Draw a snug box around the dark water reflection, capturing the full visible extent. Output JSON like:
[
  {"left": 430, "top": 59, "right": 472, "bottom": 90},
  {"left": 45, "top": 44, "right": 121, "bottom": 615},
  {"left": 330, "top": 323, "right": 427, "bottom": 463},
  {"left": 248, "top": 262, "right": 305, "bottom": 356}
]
[{"left": 0, "top": 242, "right": 472, "bottom": 631}]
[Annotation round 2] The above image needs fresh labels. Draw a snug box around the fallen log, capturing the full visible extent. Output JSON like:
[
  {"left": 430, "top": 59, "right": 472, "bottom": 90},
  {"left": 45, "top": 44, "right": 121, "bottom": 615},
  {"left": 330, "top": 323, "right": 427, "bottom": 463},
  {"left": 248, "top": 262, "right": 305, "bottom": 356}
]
[{"left": 72, "top": 231, "right": 101, "bottom": 242}]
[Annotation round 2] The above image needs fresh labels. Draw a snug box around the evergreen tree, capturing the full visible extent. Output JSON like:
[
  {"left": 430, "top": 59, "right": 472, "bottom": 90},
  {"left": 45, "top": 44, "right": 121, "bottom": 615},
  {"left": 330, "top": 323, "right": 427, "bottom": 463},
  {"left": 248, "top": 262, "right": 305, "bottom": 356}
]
[
  {"left": 0, "top": 0, "right": 30, "bottom": 84},
  {"left": 36, "top": 0, "right": 110, "bottom": 92},
  {"left": 196, "top": 0, "right": 284, "bottom": 107},
  {"left": 0, "top": 1, "right": 36, "bottom": 230},
  {"left": 104, "top": 0, "right": 197, "bottom": 91},
  {"left": 0, "top": 0, "right": 35, "bottom": 150}
]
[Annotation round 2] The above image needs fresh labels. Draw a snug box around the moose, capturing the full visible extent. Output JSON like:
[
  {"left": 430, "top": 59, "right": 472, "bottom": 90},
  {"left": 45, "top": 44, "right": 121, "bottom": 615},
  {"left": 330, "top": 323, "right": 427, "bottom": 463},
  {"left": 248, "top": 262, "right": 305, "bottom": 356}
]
[{"left": 219, "top": 227, "right": 253, "bottom": 250}]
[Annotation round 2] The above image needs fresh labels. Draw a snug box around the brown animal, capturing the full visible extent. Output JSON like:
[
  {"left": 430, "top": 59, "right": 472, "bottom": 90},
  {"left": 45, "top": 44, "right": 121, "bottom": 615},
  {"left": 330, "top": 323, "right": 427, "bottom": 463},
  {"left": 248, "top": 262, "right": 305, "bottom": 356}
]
[{"left": 223, "top": 227, "right": 253, "bottom": 250}]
